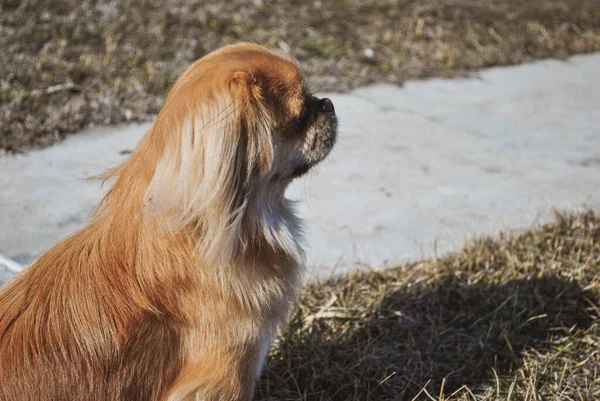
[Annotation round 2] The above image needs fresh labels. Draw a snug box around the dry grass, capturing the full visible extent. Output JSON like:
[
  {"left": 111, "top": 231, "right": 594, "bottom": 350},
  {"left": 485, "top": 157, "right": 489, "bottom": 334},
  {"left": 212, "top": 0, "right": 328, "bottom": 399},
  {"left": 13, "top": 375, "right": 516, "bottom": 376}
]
[
  {"left": 257, "top": 210, "right": 600, "bottom": 400},
  {"left": 2, "top": 0, "right": 600, "bottom": 151}
]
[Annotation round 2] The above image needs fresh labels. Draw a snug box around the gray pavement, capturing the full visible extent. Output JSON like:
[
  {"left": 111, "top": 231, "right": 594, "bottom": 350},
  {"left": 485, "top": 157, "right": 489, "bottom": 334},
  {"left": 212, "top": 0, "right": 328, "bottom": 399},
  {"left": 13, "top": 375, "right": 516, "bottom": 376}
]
[{"left": 1, "top": 54, "right": 599, "bottom": 284}]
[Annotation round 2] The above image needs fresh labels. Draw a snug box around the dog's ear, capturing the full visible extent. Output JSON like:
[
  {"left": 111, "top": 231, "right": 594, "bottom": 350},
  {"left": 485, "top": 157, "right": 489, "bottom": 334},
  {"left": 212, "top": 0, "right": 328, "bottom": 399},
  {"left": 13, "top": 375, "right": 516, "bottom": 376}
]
[
  {"left": 142, "top": 70, "right": 274, "bottom": 264},
  {"left": 229, "top": 71, "right": 274, "bottom": 178}
]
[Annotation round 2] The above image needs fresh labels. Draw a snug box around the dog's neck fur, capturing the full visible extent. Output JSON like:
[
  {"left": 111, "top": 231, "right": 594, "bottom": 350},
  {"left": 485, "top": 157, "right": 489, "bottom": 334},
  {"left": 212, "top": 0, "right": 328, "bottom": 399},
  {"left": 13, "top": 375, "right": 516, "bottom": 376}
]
[
  {"left": 91, "top": 147, "right": 305, "bottom": 310},
  {"left": 99, "top": 152, "right": 303, "bottom": 257}
]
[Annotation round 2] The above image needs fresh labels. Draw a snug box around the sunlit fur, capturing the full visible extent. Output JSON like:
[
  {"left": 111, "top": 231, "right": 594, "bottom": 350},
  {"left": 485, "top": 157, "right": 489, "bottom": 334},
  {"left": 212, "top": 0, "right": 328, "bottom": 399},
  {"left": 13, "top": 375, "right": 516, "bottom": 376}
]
[{"left": 0, "top": 43, "right": 337, "bottom": 401}]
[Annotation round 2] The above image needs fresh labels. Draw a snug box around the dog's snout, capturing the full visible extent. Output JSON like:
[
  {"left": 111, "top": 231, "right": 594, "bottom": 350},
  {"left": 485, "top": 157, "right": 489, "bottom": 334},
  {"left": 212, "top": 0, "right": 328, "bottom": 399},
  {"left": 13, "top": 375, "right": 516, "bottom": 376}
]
[{"left": 319, "top": 98, "right": 335, "bottom": 114}]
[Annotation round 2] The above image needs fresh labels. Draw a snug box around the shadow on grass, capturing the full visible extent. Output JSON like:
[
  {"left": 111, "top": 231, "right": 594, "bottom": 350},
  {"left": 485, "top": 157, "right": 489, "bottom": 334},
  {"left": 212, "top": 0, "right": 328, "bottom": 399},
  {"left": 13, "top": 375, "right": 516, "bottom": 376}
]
[{"left": 258, "top": 274, "right": 594, "bottom": 400}]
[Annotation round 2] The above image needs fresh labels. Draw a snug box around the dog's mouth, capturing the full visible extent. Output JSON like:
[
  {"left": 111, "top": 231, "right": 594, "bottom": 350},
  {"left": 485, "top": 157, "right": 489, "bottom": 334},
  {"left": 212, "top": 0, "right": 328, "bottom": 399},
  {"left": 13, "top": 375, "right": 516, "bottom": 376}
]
[
  {"left": 292, "top": 125, "right": 337, "bottom": 177},
  {"left": 291, "top": 101, "right": 337, "bottom": 178}
]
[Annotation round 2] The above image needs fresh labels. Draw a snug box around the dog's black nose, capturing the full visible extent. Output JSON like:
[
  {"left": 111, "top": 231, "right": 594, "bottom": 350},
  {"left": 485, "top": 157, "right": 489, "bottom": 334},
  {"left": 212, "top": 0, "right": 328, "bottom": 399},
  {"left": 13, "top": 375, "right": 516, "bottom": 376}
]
[{"left": 319, "top": 98, "right": 335, "bottom": 114}]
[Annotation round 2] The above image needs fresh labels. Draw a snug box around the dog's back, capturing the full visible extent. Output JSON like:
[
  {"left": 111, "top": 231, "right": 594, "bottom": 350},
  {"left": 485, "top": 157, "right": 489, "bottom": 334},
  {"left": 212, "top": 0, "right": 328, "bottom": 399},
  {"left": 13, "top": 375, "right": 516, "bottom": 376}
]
[{"left": 0, "top": 225, "right": 183, "bottom": 401}]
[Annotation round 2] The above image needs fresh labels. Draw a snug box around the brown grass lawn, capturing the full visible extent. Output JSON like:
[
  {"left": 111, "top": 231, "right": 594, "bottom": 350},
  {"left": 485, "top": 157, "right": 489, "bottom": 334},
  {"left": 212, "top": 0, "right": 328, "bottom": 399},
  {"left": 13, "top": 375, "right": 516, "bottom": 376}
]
[
  {"left": 257, "top": 211, "right": 600, "bottom": 400},
  {"left": 2, "top": 0, "right": 600, "bottom": 151}
]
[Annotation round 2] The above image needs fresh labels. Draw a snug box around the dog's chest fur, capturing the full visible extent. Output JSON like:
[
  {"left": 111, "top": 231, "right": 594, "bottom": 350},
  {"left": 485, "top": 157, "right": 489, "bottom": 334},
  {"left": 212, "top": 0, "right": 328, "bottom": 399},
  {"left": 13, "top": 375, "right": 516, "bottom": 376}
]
[{"left": 166, "top": 252, "right": 302, "bottom": 400}]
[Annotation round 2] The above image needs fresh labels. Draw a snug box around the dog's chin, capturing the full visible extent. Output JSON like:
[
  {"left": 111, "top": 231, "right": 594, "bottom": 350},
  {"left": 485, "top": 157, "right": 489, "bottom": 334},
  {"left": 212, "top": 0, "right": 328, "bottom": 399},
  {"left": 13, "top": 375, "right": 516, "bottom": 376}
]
[
  {"left": 291, "top": 163, "right": 312, "bottom": 178},
  {"left": 290, "top": 136, "right": 337, "bottom": 179}
]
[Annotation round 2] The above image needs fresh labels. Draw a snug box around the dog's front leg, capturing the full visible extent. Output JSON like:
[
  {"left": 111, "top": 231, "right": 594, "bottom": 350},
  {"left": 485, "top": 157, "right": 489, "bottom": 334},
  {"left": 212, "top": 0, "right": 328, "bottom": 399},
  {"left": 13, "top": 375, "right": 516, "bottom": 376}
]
[{"left": 164, "top": 346, "right": 263, "bottom": 401}]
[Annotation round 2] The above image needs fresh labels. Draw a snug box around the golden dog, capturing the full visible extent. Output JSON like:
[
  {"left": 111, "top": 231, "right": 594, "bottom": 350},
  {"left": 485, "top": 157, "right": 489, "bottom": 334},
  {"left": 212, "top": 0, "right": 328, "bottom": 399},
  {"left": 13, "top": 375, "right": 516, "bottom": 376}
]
[{"left": 0, "top": 43, "right": 337, "bottom": 401}]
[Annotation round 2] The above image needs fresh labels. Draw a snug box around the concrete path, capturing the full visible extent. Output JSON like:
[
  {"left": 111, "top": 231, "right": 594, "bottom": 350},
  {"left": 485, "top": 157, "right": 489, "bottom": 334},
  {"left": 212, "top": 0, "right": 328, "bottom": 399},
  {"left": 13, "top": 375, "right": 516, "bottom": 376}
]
[{"left": 2, "top": 54, "right": 600, "bottom": 284}]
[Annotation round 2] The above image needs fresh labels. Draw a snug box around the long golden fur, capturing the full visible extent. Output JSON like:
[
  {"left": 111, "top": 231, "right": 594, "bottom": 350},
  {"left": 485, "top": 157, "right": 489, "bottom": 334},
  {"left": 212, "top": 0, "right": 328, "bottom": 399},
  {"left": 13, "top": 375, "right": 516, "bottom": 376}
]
[{"left": 0, "top": 43, "right": 337, "bottom": 401}]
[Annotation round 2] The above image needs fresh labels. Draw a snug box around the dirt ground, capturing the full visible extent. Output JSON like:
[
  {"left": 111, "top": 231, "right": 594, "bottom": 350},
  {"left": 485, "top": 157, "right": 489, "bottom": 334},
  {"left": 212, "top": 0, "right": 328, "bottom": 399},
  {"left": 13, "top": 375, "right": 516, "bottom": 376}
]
[{"left": 1, "top": 0, "right": 600, "bottom": 151}]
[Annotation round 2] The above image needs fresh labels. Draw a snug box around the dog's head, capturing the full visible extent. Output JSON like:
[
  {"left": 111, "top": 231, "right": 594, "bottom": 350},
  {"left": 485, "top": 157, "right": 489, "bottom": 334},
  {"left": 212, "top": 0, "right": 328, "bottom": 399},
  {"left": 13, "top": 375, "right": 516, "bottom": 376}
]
[{"left": 116, "top": 43, "right": 336, "bottom": 263}]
